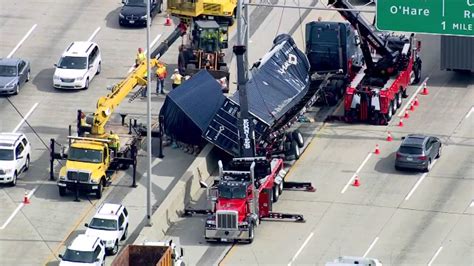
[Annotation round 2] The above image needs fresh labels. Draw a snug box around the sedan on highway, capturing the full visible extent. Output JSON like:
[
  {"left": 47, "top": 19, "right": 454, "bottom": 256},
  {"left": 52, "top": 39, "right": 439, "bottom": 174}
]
[
  {"left": 395, "top": 134, "right": 441, "bottom": 172},
  {"left": 0, "top": 58, "right": 30, "bottom": 95}
]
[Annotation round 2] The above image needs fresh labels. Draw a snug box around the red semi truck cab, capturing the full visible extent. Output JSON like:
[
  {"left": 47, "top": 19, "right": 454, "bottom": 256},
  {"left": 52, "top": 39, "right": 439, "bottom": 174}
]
[{"left": 205, "top": 157, "right": 284, "bottom": 243}]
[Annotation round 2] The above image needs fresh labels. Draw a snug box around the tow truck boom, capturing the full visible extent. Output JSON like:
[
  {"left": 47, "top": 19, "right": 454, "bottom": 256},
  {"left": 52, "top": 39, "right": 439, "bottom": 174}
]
[
  {"left": 328, "top": 0, "right": 398, "bottom": 72},
  {"left": 91, "top": 23, "right": 187, "bottom": 136}
]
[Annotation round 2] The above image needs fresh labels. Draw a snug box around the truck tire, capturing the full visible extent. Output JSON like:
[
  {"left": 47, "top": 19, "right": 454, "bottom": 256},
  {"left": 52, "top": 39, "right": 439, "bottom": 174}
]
[
  {"left": 109, "top": 241, "right": 119, "bottom": 255},
  {"left": 292, "top": 130, "right": 304, "bottom": 148},
  {"left": 96, "top": 180, "right": 103, "bottom": 199},
  {"left": 396, "top": 91, "right": 402, "bottom": 108},
  {"left": 10, "top": 172, "right": 17, "bottom": 187},
  {"left": 272, "top": 185, "right": 280, "bottom": 203},
  {"left": 59, "top": 187, "right": 66, "bottom": 197},
  {"left": 387, "top": 101, "right": 393, "bottom": 121},
  {"left": 247, "top": 223, "right": 254, "bottom": 244},
  {"left": 291, "top": 140, "right": 300, "bottom": 160}
]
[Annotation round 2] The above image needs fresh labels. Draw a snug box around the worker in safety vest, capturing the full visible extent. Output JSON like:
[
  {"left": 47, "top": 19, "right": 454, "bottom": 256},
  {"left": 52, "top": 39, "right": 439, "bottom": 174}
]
[
  {"left": 170, "top": 69, "right": 182, "bottom": 89},
  {"left": 141, "top": 70, "right": 148, "bottom": 97},
  {"left": 204, "top": 30, "right": 217, "bottom": 52},
  {"left": 78, "top": 111, "right": 91, "bottom": 137},
  {"left": 135, "top": 48, "right": 146, "bottom": 67},
  {"left": 108, "top": 131, "right": 120, "bottom": 156},
  {"left": 156, "top": 62, "right": 167, "bottom": 94}
]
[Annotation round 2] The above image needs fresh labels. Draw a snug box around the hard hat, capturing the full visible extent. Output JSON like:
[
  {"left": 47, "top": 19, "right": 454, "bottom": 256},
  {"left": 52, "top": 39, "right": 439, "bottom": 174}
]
[{"left": 174, "top": 68, "right": 179, "bottom": 72}]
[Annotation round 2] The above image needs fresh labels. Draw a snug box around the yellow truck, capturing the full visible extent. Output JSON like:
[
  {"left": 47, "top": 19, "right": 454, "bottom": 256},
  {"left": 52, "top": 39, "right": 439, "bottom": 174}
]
[{"left": 167, "top": 0, "right": 237, "bottom": 26}]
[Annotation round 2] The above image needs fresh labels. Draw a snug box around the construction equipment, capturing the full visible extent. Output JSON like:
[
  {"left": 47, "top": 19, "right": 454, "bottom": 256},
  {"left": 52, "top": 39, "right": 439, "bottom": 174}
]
[
  {"left": 180, "top": 20, "right": 230, "bottom": 92},
  {"left": 328, "top": 0, "right": 422, "bottom": 125},
  {"left": 51, "top": 24, "right": 188, "bottom": 199},
  {"left": 167, "top": 0, "right": 237, "bottom": 26},
  {"left": 112, "top": 240, "right": 184, "bottom": 266},
  {"left": 185, "top": 157, "right": 312, "bottom": 243}
]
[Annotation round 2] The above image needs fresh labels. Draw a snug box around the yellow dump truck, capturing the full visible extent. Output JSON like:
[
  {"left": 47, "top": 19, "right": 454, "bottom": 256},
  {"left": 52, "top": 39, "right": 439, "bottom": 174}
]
[{"left": 112, "top": 241, "right": 185, "bottom": 266}]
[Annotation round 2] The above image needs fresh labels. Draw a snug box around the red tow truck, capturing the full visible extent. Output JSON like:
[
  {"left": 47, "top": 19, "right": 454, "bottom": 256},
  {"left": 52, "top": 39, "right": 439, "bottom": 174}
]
[
  {"left": 186, "top": 157, "right": 312, "bottom": 243},
  {"left": 328, "top": 0, "right": 422, "bottom": 125}
]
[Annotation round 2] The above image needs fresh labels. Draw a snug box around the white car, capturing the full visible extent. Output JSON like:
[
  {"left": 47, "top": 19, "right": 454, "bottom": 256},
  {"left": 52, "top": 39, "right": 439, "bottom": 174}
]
[
  {"left": 85, "top": 203, "right": 129, "bottom": 255},
  {"left": 59, "top": 234, "right": 106, "bottom": 266},
  {"left": 53, "top": 41, "right": 102, "bottom": 90},
  {"left": 0, "top": 133, "right": 31, "bottom": 186}
]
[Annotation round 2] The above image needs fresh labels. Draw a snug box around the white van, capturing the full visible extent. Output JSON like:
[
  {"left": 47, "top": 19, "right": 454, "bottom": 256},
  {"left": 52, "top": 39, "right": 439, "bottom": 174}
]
[{"left": 53, "top": 41, "right": 102, "bottom": 89}]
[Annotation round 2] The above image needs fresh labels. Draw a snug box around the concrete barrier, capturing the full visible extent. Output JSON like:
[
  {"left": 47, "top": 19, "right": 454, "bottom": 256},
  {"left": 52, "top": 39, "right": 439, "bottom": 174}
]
[{"left": 134, "top": 144, "right": 220, "bottom": 242}]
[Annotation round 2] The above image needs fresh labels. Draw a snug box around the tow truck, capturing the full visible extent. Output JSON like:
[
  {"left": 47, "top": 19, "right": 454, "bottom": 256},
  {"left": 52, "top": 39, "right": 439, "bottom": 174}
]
[
  {"left": 327, "top": 0, "right": 422, "bottom": 125},
  {"left": 51, "top": 25, "right": 187, "bottom": 199}
]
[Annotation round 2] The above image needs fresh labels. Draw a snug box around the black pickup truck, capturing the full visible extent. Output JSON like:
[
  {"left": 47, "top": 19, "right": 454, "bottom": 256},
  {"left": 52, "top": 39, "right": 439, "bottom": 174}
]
[{"left": 118, "top": 0, "right": 162, "bottom": 27}]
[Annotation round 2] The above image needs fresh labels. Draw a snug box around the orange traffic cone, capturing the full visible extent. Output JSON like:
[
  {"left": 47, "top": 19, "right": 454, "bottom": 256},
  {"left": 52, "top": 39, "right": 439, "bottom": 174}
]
[
  {"left": 421, "top": 84, "right": 429, "bottom": 95},
  {"left": 374, "top": 144, "right": 380, "bottom": 155},
  {"left": 23, "top": 191, "right": 30, "bottom": 204},
  {"left": 398, "top": 118, "right": 404, "bottom": 127},
  {"left": 409, "top": 102, "right": 415, "bottom": 111},
  {"left": 414, "top": 96, "right": 419, "bottom": 106},
  {"left": 353, "top": 175, "right": 360, "bottom": 187},
  {"left": 164, "top": 15, "right": 172, "bottom": 26},
  {"left": 404, "top": 110, "right": 410, "bottom": 118},
  {"left": 387, "top": 131, "right": 393, "bottom": 142}
]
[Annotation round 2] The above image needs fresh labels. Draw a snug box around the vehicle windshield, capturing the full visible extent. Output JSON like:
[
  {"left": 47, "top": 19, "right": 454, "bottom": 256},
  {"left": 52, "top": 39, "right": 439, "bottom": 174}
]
[
  {"left": 58, "top": 56, "right": 87, "bottom": 70},
  {"left": 218, "top": 184, "right": 247, "bottom": 199},
  {"left": 68, "top": 148, "right": 102, "bottom": 163},
  {"left": 0, "top": 149, "right": 14, "bottom": 161},
  {"left": 62, "top": 249, "right": 96, "bottom": 263},
  {"left": 125, "top": 0, "right": 146, "bottom": 6},
  {"left": 0, "top": 65, "right": 17, "bottom": 77},
  {"left": 399, "top": 146, "right": 423, "bottom": 155},
  {"left": 89, "top": 218, "right": 118, "bottom": 230}
]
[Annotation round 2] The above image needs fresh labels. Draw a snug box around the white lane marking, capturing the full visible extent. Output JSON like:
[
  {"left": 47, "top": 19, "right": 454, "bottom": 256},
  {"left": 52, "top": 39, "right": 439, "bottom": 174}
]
[
  {"left": 127, "top": 34, "right": 163, "bottom": 73},
  {"left": 398, "top": 77, "right": 430, "bottom": 117},
  {"left": 0, "top": 188, "right": 37, "bottom": 230},
  {"left": 427, "top": 246, "right": 443, "bottom": 266},
  {"left": 12, "top": 103, "right": 39, "bottom": 133},
  {"left": 287, "top": 232, "right": 314, "bottom": 266},
  {"left": 405, "top": 160, "right": 437, "bottom": 201},
  {"left": 341, "top": 153, "right": 372, "bottom": 194},
  {"left": 363, "top": 236, "right": 379, "bottom": 258},
  {"left": 470, "top": 200, "right": 474, "bottom": 207},
  {"left": 87, "top": 27, "right": 101, "bottom": 42},
  {"left": 7, "top": 24, "right": 38, "bottom": 58},
  {"left": 465, "top": 106, "right": 474, "bottom": 119}
]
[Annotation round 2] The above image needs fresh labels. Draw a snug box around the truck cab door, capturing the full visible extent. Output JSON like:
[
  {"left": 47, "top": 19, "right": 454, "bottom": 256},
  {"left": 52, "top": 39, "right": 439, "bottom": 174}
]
[{"left": 103, "top": 147, "right": 110, "bottom": 166}]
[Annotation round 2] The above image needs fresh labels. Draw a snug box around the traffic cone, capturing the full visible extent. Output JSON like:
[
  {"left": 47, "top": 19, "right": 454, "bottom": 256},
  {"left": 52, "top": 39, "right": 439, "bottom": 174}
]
[
  {"left": 353, "top": 175, "right": 360, "bottom": 187},
  {"left": 374, "top": 144, "right": 380, "bottom": 155},
  {"left": 387, "top": 131, "right": 393, "bottom": 142},
  {"left": 414, "top": 96, "right": 419, "bottom": 106},
  {"left": 409, "top": 101, "right": 415, "bottom": 111},
  {"left": 398, "top": 118, "right": 404, "bottom": 127},
  {"left": 164, "top": 15, "right": 172, "bottom": 26},
  {"left": 23, "top": 191, "right": 30, "bottom": 204},
  {"left": 421, "top": 83, "right": 429, "bottom": 95},
  {"left": 404, "top": 110, "right": 410, "bottom": 118}
]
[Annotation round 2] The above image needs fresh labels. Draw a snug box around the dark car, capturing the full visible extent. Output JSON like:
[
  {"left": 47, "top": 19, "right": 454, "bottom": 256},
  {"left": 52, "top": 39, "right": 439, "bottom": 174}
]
[
  {"left": 0, "top": 58, "right": 31, "bottom": 95},
  {"left": 118, "top": 0, "right": 162, "bottom": 27},
  {"left": 395, "top": 134, "right": 442, "bottom": 172}
]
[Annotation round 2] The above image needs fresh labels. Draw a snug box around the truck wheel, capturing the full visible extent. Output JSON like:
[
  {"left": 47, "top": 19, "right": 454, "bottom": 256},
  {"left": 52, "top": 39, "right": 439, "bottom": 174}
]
[
  {"left": 121, "top": 226, "right": 128, "bottom": 241},
  {"left": 396, "top": 91, "right": 402, "bottom": 108},
  {"left": 292, "top": 130, "right": 304, "bottom": 148},
  {"left": 278, "top": 181, "right": 283, "bottom": 194},
  {"left": 247, "top": 223, "right": 254, "bottom": 244},
  {"left": 59, "top": 187, "right": 66, "bottom": 197},
  {"left": 392, "top": 98, "right": 398, "bottom": 113},
  {"left": 291, "top": 140, "right": 300, "bottom": 160},
  {"left": 387, "top": 101, "right": 393, "bottom": 121},
  {"left": 96, "top": 181, "right": 103, "bottom": 199},
  {"left": 272, "top": 185, "right": 279, "bottom": 203}
]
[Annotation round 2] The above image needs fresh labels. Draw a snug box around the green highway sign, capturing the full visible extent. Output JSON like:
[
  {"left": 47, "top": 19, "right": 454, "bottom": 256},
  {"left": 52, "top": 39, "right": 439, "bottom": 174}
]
[{"left": 376, "top": 0, "right": 474, "bottom": 36}]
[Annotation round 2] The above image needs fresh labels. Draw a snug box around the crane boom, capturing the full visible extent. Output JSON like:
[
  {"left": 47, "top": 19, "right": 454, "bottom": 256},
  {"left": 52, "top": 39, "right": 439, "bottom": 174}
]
[{"left": 90, "top": 23, "right": 187, "bottom": 136}]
